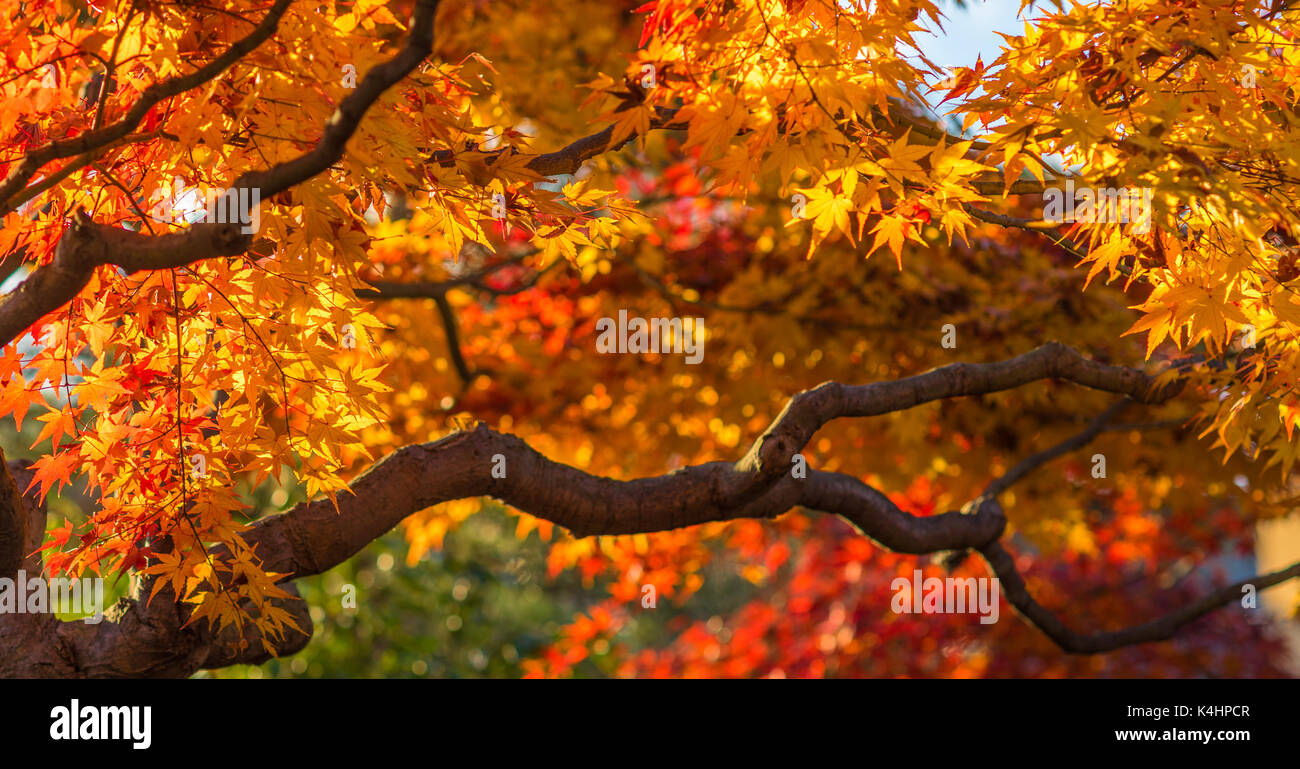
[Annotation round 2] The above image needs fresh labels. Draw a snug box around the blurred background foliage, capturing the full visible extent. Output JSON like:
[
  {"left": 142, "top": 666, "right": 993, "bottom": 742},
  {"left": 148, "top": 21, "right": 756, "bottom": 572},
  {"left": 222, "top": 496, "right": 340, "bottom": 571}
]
[{"left": 199, "top": 502, "right": 762, "bottom": 678}]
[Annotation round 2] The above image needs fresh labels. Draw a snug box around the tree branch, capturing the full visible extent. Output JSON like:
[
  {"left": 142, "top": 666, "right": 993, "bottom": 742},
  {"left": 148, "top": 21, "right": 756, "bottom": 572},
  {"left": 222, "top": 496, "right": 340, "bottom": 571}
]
[
  {"left": 0, "top": 0, "right": 444, "bottom": 350},
  {"left": 241, "top": 342, "right": 1178, "bottom": 580},
  {"left": 979, "top": 541, "right": 1300, "bottom": 654},
  {"left": 434, "top": 292, "right": 477, "bottom": 386},
  {"left": 5, "top": 342, "right": 1284, "bottom": 676},
  {"left": 0, "top": 451, "right": 27, "bottom": 579},
  {"left": 0, "top": 456, "right": 47, "bottom": 580},
  {"left": 355, "top": 250, "right": 534, "bottom": 299},
  {"left": 0, "top": 0, "right": 294, "bottom": 216},
  {"left": 983, "top": 397, "right": 1132, "bottom": 499},
  {"left": 429, "top": 106, "right": 686, "bottom": 178},
  {"left": 231, "top": 0, "right": 440, "bottom": 199}
]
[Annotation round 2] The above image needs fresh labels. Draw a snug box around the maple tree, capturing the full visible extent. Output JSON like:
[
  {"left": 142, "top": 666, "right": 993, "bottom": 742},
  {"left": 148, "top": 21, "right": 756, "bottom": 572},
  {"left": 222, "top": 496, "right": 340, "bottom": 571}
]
[{"left": 1, "top": 0, "right": 1299, "bottom": 678}]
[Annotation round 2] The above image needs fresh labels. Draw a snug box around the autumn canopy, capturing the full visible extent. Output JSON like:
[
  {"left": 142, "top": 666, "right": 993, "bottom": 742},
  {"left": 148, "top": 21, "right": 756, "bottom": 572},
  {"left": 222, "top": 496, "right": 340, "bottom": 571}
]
[{"left": 1, "top": 0, "right": 1299, "bottom": 678}]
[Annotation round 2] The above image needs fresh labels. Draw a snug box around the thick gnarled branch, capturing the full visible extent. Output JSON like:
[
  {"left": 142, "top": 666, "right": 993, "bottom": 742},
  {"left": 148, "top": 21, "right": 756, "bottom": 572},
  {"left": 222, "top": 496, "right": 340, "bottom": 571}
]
[
  {"left": 4, "top": 343, "right": 1288, "bottom": 676},
  {"left": 241, "top": 342, "right": 1177, "bottom": 579}
]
